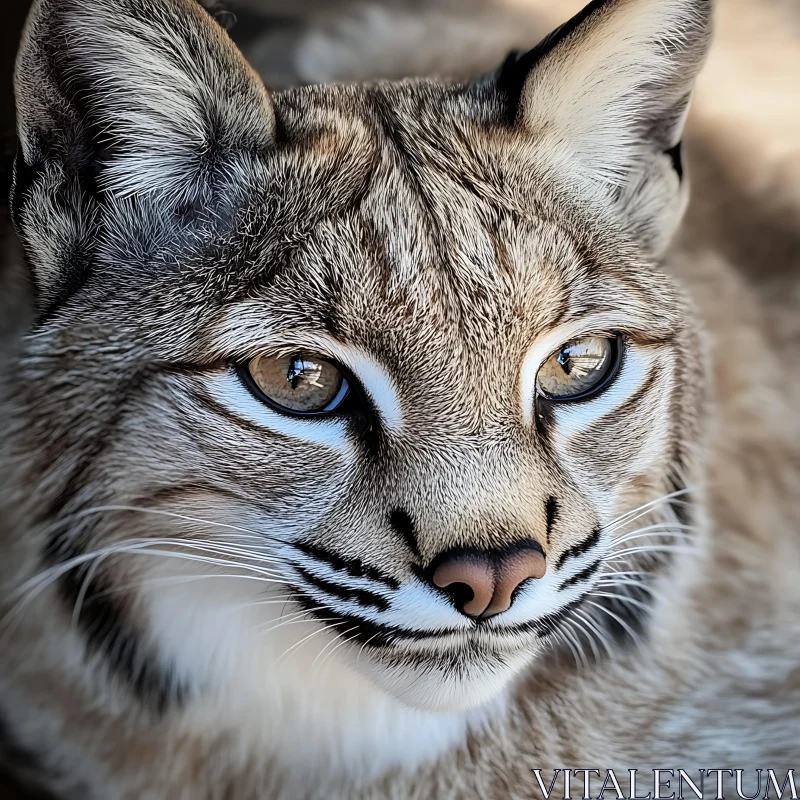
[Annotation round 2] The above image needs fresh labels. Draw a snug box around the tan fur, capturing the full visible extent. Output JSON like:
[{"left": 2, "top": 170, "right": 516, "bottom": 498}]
[{"left": 1, "top": 0, "right": 799, "bottom": 798}]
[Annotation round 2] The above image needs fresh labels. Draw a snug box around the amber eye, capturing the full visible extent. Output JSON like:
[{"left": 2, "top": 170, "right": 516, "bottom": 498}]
[
  {"left": 242, "top": 353, "right": 350, "bottom": 415},
  {"left": 536, "top": 335, "right": 621, "bottom": 401}
]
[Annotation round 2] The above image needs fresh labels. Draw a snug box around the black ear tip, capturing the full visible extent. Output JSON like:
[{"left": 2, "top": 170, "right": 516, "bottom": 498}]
[
  {"left": 665, "top": 141, "right": 684, "bottom": 181},
  {"left": 495, "top": 0, "right": 614, "bottom": 123}
]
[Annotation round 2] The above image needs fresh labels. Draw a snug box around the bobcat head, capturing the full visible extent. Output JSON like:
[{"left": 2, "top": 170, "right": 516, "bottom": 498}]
[{"left": 5, "top": 0, "right": 711, "bottom": 720}]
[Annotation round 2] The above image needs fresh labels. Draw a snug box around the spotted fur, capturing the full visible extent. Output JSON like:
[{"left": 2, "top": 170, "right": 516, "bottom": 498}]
[{"left": 1, "top": 0, "right": 799, "bottom": 797}]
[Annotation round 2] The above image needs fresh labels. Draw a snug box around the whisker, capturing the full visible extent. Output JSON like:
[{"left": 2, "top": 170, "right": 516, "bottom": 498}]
[
  {"left": 597, "top": 569, "right": 650, "bottom": 578},
  {"left": 560, "top": 620, "right": 589, "bottom": 670},
  {"left": 608, "top": 545, "right": 696, "bottom": 558},
  {"left": 594, "top": 577, "right": 659, "bottom": 596},
  {"left": 550, "top": 625, "right": 582, "bottom": 670},
  {"left": 255, "top": 605, "right": 339, "bottom": 641},
  {"left": 572, "top": 608, "right": 615, "bottom": 661},
  {"left": 356, "top": 631, "right": 385, "bottom": 665},
  {"left": 613, "top": 527, "right": 695, "bottom": 546},
  {"left": 315, "top": 626, "right": 360, "bottom": 674},
  {"left": 585, "top": 600, "right": 643, "bottom": 649},
  {"left": 12, "top": 537, "right": 287, "bottom": 602},
  {"left": 277, "top": 618, "right": 350, "bottom": 663},
  {"left": 255, "top": 606, "right": 311, "bottom": 633},
  {"left": 71, "top": 551, "right": 108, "bottom": 630},
  {"left": 567, "top": 613, "right": 601, "bottom": 663},
  {"left": 606, "top": 487, "right": 702, "bottom": 533},
  {"left": 58, "top": 504, "right": 283, "bottom": 544},
  {"left": 588, "top": 591, "right": 652, "bottom": 613},
  {"left": 2, "top": 542, "right": 291, "bottom": 641}
]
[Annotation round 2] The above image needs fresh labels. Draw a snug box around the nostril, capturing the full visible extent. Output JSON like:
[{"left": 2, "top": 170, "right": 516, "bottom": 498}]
[
  {"left": 483, "top": 549, "right": 547, "bottom": 618},
  {"left": 442, "top": 582, "right": 476, "bottom": 611},
  {"left": 432, "top": 559, "right": 496, "bottom": 618}
]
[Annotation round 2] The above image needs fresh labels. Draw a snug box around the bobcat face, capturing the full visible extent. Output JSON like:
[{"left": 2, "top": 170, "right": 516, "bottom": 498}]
[{"left": 6, "top": 0, "right": 711, "bottom": 714}]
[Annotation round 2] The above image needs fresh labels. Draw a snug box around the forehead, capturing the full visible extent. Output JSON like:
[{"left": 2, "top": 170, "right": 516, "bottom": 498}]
[
  {"left": 254, "top": 82, "right": 639, "bottom": 357},
  {"left": 81, "top": 78, "right": 678, "bottom": 375}
]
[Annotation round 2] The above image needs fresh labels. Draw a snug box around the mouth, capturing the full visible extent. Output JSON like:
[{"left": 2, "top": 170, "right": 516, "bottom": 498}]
[{"left": 290, "top": 583, "right": 585, "bottom": 652}]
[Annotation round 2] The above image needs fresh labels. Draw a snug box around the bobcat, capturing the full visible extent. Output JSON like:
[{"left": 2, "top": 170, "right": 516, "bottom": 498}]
[{"left": 1, "top": 0, "right": 799, "bottom": 797}]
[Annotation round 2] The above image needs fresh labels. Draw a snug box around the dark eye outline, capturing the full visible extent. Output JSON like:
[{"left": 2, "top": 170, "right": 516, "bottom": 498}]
[
  {"left": 536, "top": 333, "right": 625, "bottom": 404},
  {"left": 235, "top": 354, "right": 356, "bottom": 418}
]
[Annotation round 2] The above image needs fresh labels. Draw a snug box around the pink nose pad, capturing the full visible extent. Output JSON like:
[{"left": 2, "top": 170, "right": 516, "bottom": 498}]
[{"left": 432, "top": 547, "right": 547, "bottom": 619}]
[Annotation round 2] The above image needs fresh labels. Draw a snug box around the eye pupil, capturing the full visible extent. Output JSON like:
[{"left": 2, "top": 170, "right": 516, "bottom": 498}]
[
  {"left": 557, "top": 348, "right": 572, "bottom": 375},
  {"left": 287, "top": 359, "right": 301, "bottom": 389}
]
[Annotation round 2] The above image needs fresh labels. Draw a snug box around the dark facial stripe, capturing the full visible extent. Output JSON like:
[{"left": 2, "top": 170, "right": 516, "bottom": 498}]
[
  {"left": 51, "top": 545, "right": 187, "bottom": 714},
  {"left": 666, "top": 141, "right": 684, "bottom": 181},
  {"left": 33, "top": 372, "right": 184, "bottom": 714},
  {"left": 389, "top": 508, "right": 420, "bottom": 560},
  {"left": 292, "top": 541, "right": 400, "bottom": 591},
  {"left": 190, "top": 387, "right": 267, "bottom": 437},
  {"left": 295, "top": 565, "right": 390, "bottom": 612},
  {"left": 37, "top": 369, "right": 153, "bottom": 531},
  {"left": 607, "top": 363, "right": 662, "bottom": 421},
  {"left": 290, "top": 585, "right": 584, "bottom": 649},
  {"left": 290, "top": 588, "right": 426, "bottom": 648},
  {"left": 557, "top": 557, "right": 602, "bottom": 591},
  {"left": 554, "top": 526, "right": 601, "bottom": 571},
  {"left": 545, "top": 496, "right": 559, "bottom": 545}
]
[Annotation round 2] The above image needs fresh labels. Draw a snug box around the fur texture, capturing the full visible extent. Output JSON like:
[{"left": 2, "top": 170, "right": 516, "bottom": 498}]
[{"left": 1, "top": 0, "right": 799, "bottom": 797}]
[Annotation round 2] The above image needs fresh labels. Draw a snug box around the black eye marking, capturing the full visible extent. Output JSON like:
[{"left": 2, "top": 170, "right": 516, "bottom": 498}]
[
  {"left": 554, "top": 526, "right": 602, "bottom": 571},
  {"left": 390, "top": 508, "right": 420, "bottom": 560},
  {"left": 545, "top": 496, "right": 559, "bottom": 545}
]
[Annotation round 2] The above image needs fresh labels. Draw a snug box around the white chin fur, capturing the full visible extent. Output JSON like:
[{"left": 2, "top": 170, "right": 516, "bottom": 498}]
[
  {"left": 144, "top": 571, "right": 511, "bottom": 780},
  {"left": 356, "top": 649, "right": 534, "bottom": 713}
]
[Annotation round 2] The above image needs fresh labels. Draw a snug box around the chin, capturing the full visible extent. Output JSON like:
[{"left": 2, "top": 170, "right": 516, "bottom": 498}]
[{"left": 352, "top": 643, "right": 538, "bottom": 712}]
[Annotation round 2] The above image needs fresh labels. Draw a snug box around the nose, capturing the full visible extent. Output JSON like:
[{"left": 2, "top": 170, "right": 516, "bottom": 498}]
[{"left": 430, "top": 541, "right": 547, "bottom": 620}]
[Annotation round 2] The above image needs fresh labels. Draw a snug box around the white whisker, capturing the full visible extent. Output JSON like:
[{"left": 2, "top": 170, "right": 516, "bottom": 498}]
[
  {"left": 277, "top": 620, "right": 343, "bottom": 664},
  {"left": 606, "top": 487, "right": 702, "bottom": 533},
  {"left": 572, "top": 608, "right": 615, "bottom": 661},
  {"left": 568, "top": 612, "right": 602, "bottom": 663},
  {"left": 585, "top": 600, "right": 643, "bottom": 649},
  {"left": 588, "top": 591, "right": 652, "bottom": 613}
]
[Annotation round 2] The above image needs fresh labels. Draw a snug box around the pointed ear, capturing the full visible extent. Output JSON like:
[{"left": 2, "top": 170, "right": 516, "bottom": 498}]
[
  {"left": 501, "top": 0, "right": 712, "bottom": 256},
  {"left": 12, "top": 0, "right": 275, "bottom": 312}
]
